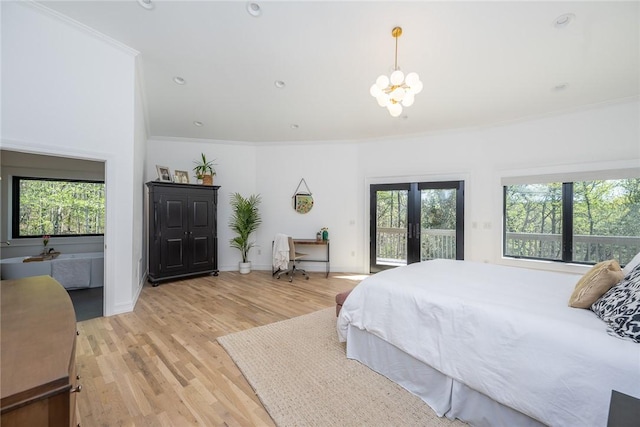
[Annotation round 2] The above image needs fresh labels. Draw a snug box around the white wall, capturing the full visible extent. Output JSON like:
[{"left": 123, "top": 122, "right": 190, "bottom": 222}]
[
  {"left": 132, "top": 59, "right": 148, "bottom": 302},
  {"left": 148, "top": 100, "right": 639, "bottom": 276},
  {"left": 254, "top": 143, "right": 360, "bottom": 272},
  {"left": 145, "top": 138, "right": 257, "bottom": 270},
  {"left": 146, "top": 139, "right": 361, "bottom": 272},
  {"left": 357, "top": 100, "right": 640, "bottom": 274},
  {"left": 1, "top": 2, "right": 144, "bottom": 315}
]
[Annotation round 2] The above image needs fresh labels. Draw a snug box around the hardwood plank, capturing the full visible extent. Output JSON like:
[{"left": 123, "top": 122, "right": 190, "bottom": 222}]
[{"left": 75, "top": 271, "right": 362, "bottom": 426}]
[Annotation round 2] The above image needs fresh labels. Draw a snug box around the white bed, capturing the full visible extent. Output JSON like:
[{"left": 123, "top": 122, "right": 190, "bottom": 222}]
[{"left": 337, "top": 259, "right": 640, "bottom": 427}]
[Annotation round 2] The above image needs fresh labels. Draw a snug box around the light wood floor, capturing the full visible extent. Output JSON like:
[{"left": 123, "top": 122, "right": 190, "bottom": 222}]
[{"left": 75, "top": 270, "right": 363, "bottom": 426}]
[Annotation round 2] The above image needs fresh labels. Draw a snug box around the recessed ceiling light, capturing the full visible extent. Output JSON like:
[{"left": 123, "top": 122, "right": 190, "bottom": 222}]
[
  {"left": 274, "top": 80, "right": 285, "bottom": 89},
  {"left": 553, "top": 82, "right": 570, "bottom": 92},
  {"left": 173, "top": 76, "right": 186, "bottom": 85},
  {"left": 290, "top": 124, "right": 299, "bottom": 130},
  {"left": 137, "top": 0, "right": 154, "bottom": 10},
  {"left": 246, "top": 2, "right": 262, "bottom": 17},
  {"left": 193, "top": 121, "right": 203, "bottom": 127},
  {"left": 554, "top": 13, "right": 575, "bottom": 28}
]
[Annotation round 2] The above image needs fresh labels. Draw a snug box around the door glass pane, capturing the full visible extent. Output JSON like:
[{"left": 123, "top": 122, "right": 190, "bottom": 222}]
[
  {"left": 573, "top": 179, "right": 640, "bottom": 265},
  {"left": 375, "top": 189, "right": 408, "bottom": 266},
  {"left": 420, "top": 189, "right": 457, "bottom": 261},
  {"left": 504, "top": 183, "right": 563, "bottom": 260}
]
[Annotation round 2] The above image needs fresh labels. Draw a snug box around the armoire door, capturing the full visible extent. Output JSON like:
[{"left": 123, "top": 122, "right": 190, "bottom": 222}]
[
  {"left": 370, "top": 181, "right": 464, "bottom": 273},
  {"left": 159, "top": 194, "right": 189, "bottom": 275},
  {"left": 187, "top": 194, "right": 215, "bottom": 271}
]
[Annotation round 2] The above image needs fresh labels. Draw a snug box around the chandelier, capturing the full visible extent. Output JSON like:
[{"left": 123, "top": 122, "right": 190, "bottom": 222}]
[{"left": 370, "top": 27, "right": 423, "bottom": 117}]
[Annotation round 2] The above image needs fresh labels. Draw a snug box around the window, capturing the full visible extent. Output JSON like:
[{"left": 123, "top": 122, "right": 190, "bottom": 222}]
[
  {"left": 504, "top": 178, "right": 640, "bottom": 265},
  {"left": 12, "top": 176, "right": 105, "bottom": 238}
]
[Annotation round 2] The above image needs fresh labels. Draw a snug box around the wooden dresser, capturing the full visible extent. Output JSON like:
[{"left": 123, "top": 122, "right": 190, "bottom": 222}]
[{"left": 1, "top": 275, "right": 80, "bottom": 426}]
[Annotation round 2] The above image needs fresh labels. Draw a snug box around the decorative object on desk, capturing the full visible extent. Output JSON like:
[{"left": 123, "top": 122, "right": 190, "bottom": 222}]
[
  {"left": 316, "top": 231, "right": 322, "bottom": 241},
  {"left": 42, "top": 234, "right": 50, "bottom": 250},
  {"left": 156, "top": 165, "right": 173, "bottom": 182},
  {"left": 229, "top": 193, "right": 262, "bottom": 274},
  {"left": 174, "top": 170, "right": 190, "bottom": 184},
  {"left": 321, "top": 227, "right": 329, "bottom": 241},
  {"left": 292, "top": 178, "right": 313, "bottom": 214},
  {"left": 192, "top": 152, "right": 216, "bottom": 185}
]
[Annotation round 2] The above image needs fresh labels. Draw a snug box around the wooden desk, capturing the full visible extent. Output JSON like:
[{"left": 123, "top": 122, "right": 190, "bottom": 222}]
[
  {"left": 1, "top": 275, "right": 79, "bottom": 427},
  {"left": 293, "top": 239, "right": 330, "bottom": 277}
]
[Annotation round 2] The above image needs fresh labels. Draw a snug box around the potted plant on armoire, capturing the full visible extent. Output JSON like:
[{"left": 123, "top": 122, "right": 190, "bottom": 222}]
[
  {"left": 192, "top": 153, "right": 216, "bottom": 185},
  {"left": 229, "top": 193, "right": 262, "bottom": 274}
]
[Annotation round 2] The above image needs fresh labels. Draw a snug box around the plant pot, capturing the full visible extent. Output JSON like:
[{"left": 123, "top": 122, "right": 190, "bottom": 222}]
[
  {"left": 239, "top": 261, "right": 251, "bottom": 274},
  {"left": 202, "top": 174, "right": 214, "bottom": 185}
]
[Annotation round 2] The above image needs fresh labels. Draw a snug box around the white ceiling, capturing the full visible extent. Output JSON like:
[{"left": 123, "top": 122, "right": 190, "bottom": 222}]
[{"left": 37, "top": 1, "right": 639, "bottom": 143}]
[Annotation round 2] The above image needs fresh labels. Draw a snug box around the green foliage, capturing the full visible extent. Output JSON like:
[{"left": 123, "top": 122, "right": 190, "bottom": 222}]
[
  {"left": 375, "top": 188, "right": 459, "bottom": 261},
  {"left": 505, "top": 179, "right": 640, "bottom": 263},
  {"left": 17, "top": 179, "right": 105, "bottom": 236},
  {"left": 376, "top": 190, "right": 407, "bottom": 228},
  {"left": 420, "top": 189, "right": 457, "bottom": 230},
  {"left": 376, "top": 189, "right": 457, "bottom": 230},
  {"left": 192, "top": 153, "right": 216, "bottom": 179},
  {"left": 228, "top": 193, "right": 262, "bottom": 262}
]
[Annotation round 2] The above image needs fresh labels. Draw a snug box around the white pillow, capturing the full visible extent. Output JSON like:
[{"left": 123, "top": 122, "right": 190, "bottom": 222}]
[{"left": 623, "top": 252, "right": 640, "bottom": 276}]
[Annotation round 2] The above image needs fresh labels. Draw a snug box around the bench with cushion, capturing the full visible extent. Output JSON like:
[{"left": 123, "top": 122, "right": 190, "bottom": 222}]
[{"left": 335, "top": 289, "right": 353, "bottom": 316}]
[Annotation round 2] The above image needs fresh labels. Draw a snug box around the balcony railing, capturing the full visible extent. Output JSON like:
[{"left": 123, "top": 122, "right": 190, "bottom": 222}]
[
  {"left": 505, "top": 232, "right": 640, "bottom": 264},
  {"left": 376, "top": 228, "right": 640, "bottom": 266},
  {"left": 376, "top": 227, "right": 456, "bottom": 264}
]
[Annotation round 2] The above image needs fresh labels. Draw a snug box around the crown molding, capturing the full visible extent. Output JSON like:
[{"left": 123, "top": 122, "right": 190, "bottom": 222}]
[{"left": 21, "top": 1, "right": 139, "bottom": 57}]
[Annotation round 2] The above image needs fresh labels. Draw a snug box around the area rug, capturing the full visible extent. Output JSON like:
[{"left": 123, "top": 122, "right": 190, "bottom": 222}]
[{"left": 217, "top": 308, "right": 466, "bottom": 426}]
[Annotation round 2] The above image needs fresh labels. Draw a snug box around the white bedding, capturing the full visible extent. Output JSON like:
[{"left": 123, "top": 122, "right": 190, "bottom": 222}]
[{"left": 337, "top": 259, "right": 640, "bottom": 427}]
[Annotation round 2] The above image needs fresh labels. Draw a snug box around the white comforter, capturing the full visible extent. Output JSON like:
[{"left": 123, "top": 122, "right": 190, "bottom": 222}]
[{"left": 337, "top": 259, "right": 640, "bottom": 427}]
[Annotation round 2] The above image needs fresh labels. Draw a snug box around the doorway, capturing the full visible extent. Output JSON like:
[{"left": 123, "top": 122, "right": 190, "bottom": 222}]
[
  {"left": 369, "top": 181, "right": 465, "bottom": 273},
  {"left": 0, "top": 150, "right": 105, "bottom": 320}
]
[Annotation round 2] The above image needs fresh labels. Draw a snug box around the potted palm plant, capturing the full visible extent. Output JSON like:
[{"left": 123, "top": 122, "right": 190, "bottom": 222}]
[
  {"left": 192, "top": 153, "right": 216, "bottom": 185},
  {"left": 229, "top": 193, "right": 262, "bottom": 274}
]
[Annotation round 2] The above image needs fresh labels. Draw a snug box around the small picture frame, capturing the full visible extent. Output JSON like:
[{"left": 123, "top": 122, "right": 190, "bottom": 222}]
[
  {"left": 156, "top": 165, "right": 172, "bottom": 182},
  {"left": 174, "top": 170, "right": 190, "bottom": 184}
]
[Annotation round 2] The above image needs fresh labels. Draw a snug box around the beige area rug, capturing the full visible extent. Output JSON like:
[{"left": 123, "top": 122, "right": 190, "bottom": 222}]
[{"left": 217, "top": 308, "right": 466, "bottom": 426}]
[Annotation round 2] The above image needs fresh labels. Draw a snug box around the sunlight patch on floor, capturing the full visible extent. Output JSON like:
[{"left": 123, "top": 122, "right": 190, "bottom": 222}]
[{"left": 333, "top": 274, "right": 369, "bottom": 281}]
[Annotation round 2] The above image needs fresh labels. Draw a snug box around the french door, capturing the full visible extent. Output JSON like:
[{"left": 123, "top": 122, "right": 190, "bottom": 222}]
[{"left": 370, "top": 181, "right": 464, "bottom": 273}]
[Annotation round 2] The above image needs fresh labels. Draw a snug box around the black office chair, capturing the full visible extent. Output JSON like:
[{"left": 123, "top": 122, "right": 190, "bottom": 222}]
[{"left": 276, "top": 236, "right": 309, "bottom": 282}]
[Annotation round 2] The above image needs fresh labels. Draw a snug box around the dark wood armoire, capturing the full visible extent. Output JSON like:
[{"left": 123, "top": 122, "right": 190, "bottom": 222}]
[{"left": 146, "top": 181, "right": 219, "bottom": 285}]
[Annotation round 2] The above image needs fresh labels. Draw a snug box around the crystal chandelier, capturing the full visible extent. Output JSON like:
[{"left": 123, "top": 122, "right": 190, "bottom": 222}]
[{"left": 370, "top": 27, "right": 423, "bottom": 117}]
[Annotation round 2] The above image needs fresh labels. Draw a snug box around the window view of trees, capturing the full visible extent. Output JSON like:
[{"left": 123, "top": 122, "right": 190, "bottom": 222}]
[
  {"left": 420, "top": 189, "right": 457, "bottom": 260},
  {"left": 376, "top": 190, "right": 408, "bottom": 261},
  {"left": 504, "top": 183, "right": 563, "bottom": 260},
  {"left": 13, "top": 177, "right": 105, "bottom": 237},
  {"left": 504, "top": 178, "right": 640, "bottom": 265}
]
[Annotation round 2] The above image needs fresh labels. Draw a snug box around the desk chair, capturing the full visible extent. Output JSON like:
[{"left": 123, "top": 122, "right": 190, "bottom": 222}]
[{"left": 276, "top": 237, "right": 309, "bottom": 282}]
